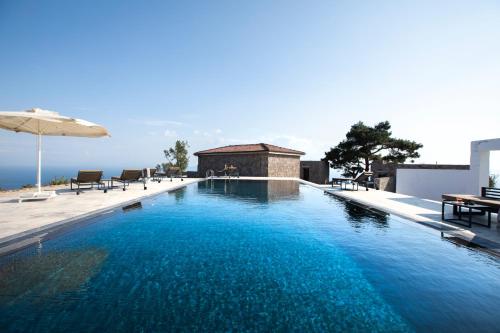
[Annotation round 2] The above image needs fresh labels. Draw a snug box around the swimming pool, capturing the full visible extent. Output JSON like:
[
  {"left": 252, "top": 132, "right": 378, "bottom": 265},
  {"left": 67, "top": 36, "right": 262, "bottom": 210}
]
[{"left": 0, "top": 180, "right": 499, "bottom": 332}]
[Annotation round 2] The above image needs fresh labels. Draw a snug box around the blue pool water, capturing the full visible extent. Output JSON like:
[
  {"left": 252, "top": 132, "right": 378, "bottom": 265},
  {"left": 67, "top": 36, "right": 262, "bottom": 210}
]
[{"left": 0, "top": 180, "right": 499, "bottom": 332}]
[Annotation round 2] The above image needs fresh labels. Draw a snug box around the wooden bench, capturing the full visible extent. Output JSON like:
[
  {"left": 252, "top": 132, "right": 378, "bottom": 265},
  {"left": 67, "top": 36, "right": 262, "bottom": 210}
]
[{"left": 482, "top": 187, "right": 500, "bottom": 200}]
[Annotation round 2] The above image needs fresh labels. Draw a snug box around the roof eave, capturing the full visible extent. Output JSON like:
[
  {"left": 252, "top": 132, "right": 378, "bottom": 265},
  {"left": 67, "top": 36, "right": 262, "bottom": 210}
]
[{"left": 194, "top": 150, "right": 304, "bottom": 156}]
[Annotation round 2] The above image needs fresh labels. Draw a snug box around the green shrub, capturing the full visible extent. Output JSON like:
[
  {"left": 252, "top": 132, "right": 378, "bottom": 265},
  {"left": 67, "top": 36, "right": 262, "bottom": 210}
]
[
  {"left": 21, "top": 184, "right": 34, "bottom": 189},
  {"left": 50, "top": 176, "right": 69, "bottom": 186},
  {"left": 490, "top": 174, "right": 498, "bottom": 188}
]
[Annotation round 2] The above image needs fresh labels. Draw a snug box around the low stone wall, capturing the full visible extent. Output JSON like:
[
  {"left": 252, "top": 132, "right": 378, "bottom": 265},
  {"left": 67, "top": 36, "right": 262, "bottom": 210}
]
[
  {"left": 186, "top": 171, "right": 198, "bottom": 178},
  {"left": 375, "top": 176, "right": 395, "bottom": 192}
]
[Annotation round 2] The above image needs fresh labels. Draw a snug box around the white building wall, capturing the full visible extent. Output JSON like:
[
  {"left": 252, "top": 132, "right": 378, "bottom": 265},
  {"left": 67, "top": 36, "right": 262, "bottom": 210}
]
[
  {"left": 470, "top": 138, "right": 500, "bottom": 195},
  {"left": 396, "top": 169, "right": 472, "bottom": 201}
]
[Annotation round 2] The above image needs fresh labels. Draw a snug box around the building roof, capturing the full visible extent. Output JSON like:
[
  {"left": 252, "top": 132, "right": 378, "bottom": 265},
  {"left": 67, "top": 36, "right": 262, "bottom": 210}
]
[{"left": 194, "top": 143, "right": 305, "bottom": 156}]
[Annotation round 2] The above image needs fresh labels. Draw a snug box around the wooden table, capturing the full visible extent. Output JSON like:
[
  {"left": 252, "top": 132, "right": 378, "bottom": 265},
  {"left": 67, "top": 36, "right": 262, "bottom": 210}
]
[{"left": 441, "top": 200, "right": 492, "bottom": 228}]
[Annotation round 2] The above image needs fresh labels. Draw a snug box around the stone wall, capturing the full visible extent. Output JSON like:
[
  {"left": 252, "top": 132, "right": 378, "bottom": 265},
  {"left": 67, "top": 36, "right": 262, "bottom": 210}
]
[
  {"left": 267, "top": 154, "right": 300, "bottom": 177},
  {"left": 197, "top": 152, "right": 301, "bottom": 178},
  {"left": 374, "top": 176, "right": 395, "bottom": 192},
  {"left": 197, "top": 153, "right": 268, "bottom": 177},
  {"left": 186, "top": 171, "right": 198, "bottom": 178},
  {"left": 300, "top": 160, "right": 330, "bottom": 184}
]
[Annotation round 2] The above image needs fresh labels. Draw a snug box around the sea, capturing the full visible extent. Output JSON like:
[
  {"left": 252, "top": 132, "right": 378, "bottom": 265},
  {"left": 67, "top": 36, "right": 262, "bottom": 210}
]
[{"left": 0, "top": 166, "right": 123, "bottom": 190}]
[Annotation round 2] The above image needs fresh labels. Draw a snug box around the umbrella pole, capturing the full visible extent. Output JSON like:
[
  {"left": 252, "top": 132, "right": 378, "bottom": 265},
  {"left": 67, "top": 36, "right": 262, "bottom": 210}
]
[{"left": 37, "top": 133, "right": 42, "bottom": 193}]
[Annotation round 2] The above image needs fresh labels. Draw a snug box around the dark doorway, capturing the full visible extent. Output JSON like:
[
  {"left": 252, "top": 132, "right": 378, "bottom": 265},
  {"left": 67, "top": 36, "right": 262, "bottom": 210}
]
[{"left": 302, "top": 167, "right": 310, "bottom": 181}]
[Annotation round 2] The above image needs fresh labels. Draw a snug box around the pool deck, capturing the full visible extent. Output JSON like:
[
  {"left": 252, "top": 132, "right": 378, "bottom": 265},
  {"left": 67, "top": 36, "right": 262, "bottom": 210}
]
[
  {"left": 0, "top": 178, "right": 202, "bottom": 255},
  {"left": 323, "top": 186, "right": 500, "bottom": 255}
]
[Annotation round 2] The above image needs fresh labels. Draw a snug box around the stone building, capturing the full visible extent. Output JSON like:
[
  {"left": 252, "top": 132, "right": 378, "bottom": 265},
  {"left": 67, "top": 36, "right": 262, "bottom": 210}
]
[
  {"left": 194, "top": 143, "right": 305, "bottom": 177},
  {"left": 300, "top": 160, "right": 330, "bottom": 184}
]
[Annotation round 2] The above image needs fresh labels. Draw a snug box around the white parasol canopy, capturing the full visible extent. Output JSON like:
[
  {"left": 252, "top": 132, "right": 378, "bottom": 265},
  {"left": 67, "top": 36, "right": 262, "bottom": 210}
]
[{"left": 0, "top": 108, "right": 109, "bottom": 201}]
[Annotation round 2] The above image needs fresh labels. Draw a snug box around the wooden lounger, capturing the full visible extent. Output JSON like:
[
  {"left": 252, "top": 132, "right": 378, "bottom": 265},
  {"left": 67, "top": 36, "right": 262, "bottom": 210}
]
[
  {"left": 111, "top": 169, "right": 147, "bottom": 191},
  {"left": 143, "top": 168, "right": 161, "bottom": 183},
  {"left": 70, "top": 170, "right": 105, "bottom": 195},
  {"left": 332, "top": 172, "right": 373, "bottom": 191},
  {"left": 166, "top": 166, "right": 184, "bottom": 181}
]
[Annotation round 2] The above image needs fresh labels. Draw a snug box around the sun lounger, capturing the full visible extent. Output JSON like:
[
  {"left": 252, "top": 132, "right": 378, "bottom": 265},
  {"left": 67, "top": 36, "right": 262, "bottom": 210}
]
[
  {"left": 111, "top": 169, "right": 147, "bottom": 191},
  {"left": 332, "top": 172, "right": 373, "bottom": 191},
  {"left": 166, "top": 166, "right": 184, "bottom": 181},
  {"left": 70, "top": 170, "right": 105, "bottom": 195},
  {"left": 143, "top": 168, "right": 161, "bottom": 183}
]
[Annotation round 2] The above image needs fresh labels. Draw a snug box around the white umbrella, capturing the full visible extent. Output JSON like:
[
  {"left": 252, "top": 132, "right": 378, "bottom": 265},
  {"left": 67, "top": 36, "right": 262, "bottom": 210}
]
[{"left": 0, "top": 108, "right": 109, "bottom": 201}]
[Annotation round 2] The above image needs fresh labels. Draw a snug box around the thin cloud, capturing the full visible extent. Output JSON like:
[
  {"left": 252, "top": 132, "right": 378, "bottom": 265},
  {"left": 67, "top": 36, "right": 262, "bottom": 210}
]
[
  {"left": 193, "top": 128, "right": 222, "bottom": 137},
  {"left": 129, "top": 119, "right": 184, "bottom": 127},
  {"left": 164, "top": 130, "right": 178, "bottom": 137}
]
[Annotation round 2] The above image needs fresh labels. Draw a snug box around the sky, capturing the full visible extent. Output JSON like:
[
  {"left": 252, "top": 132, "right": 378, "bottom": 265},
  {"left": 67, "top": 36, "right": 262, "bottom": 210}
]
[{"left": 0, "top": 0, "right": 499, "bottom": 173}]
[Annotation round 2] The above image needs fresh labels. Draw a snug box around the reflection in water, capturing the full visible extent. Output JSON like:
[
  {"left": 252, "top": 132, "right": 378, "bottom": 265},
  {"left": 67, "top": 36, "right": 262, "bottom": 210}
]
[
  {"left": 198, "top": 179, "right": 300, "bottom": 203},
  {"left": 122, "top": 202, "right": 142, "bottom": 211},
  {"left": 0, "top": 247, "right": 108, "bottom": 304},
  {"left": 342, "top": 200, "right": 389, "bottom": 229},
  {"left": 173, "top": 187, "right": 187, "bottom": 202}
]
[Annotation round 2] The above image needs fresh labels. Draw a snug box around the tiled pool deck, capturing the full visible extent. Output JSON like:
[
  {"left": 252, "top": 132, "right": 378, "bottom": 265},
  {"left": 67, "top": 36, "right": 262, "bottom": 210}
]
[{"left": 1, "top": 177, "right": 499, "bottom": 256}]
